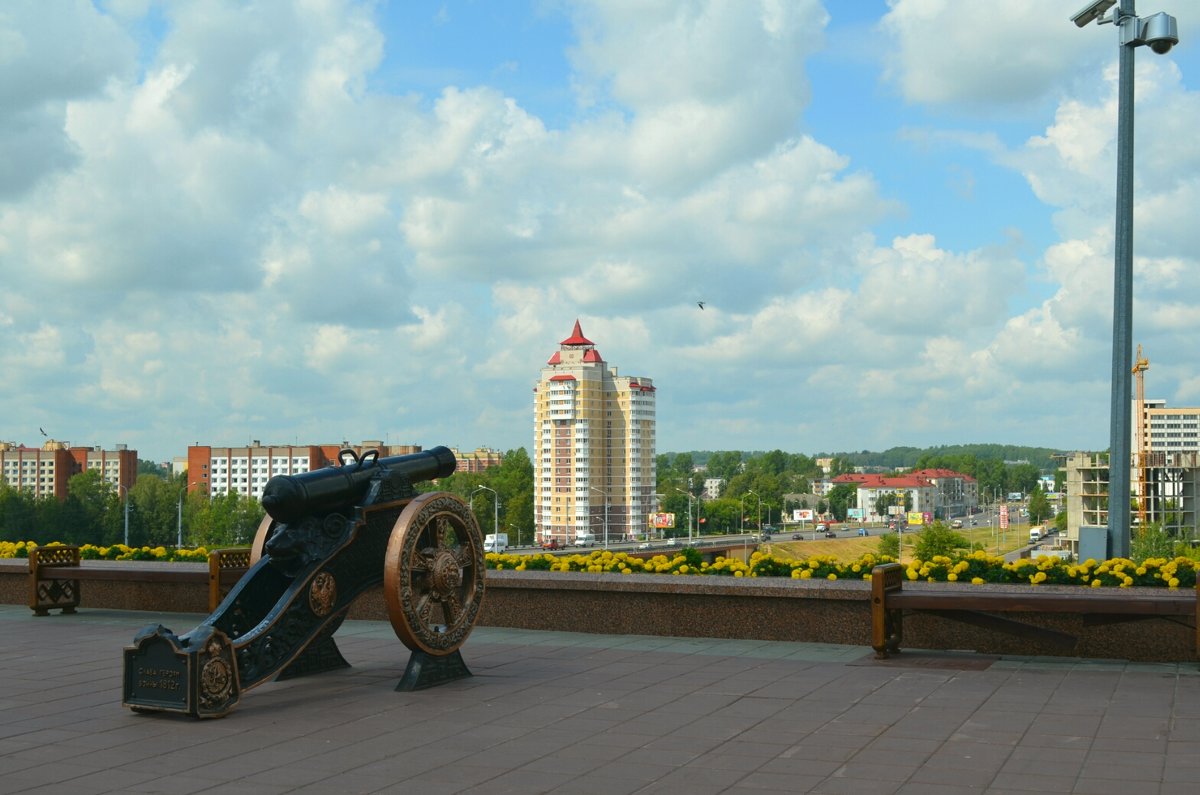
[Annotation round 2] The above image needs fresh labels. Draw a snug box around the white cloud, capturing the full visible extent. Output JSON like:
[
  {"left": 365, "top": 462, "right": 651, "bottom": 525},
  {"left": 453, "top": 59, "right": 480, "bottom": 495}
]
[
  {"left": 879, "top": 0, "right": 1103, "bottom": 108},
  {"left": 1, "top": 0, "right": 1197, "bottom": 462}
]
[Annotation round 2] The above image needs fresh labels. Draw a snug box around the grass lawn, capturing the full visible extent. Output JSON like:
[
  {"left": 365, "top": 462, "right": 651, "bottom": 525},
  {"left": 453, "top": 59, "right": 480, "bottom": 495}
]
[{"left": 766, "top": 521, "right": 1036, "bottom": 562}]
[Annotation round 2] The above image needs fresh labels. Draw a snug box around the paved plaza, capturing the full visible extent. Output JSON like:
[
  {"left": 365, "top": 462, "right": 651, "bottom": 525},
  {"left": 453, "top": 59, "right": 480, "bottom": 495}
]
[{"left": 0, "top": 604, "right": 1197, "bottom": 794}]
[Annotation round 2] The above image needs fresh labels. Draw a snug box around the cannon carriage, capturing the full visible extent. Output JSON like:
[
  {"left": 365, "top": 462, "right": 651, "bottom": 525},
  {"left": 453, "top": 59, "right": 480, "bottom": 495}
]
[{"left": 122, "top": 446, "right": 485, "bottom": 717}]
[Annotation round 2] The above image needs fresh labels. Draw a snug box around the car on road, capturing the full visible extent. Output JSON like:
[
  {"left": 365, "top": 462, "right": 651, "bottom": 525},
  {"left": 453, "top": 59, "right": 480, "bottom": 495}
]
[
  {"left": 541, "top": 539, "right": 564, "bottom": 550},
  {"left": 824, "top": 530, "right": 837, "bottom": 538},
  {"left": 816, "top": 523, "right": 828, "bottom": 532},
  {"left": 637, "top": 542, "right": 652, "bottom": 550},
  {"left": 792, "top": 533, "right": 804, "bottom": 540},
  {"left": 857, "top": 528, "right": 868, "bottom": 536},
  {"left": 759, "top": 533, "right": 772, "bottom": 541}
]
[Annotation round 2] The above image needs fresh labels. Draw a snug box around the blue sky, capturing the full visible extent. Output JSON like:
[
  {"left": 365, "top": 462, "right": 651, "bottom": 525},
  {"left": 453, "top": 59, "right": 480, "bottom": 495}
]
[{"left": 2, "top": 0, "right": 1199, "bottom": 464}]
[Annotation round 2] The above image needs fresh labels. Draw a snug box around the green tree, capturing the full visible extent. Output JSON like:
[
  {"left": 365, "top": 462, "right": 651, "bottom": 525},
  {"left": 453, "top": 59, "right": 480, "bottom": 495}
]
[
  {"left": 878, "top": 531, "right": 899, "bottom": 558},
  {"left": 705, "top": 451, "right": 743, "bottom": 485},
  {"left": 65, "top": 470, "right": 110, "bottom": 544},
  {"left": 0, "top": 483, "right": 37, "bottom": 541},
  {"left": 875, "top": 492, "right": 895, "bottom": 517},
  {"left": 913, "top": 521, "right": 970, "bottom": 560},
  {"left": 1027, "top": 486, "right": 1051, "bottom": 526},
  {"left": 826, "top": 484, "right": 856, "bottom": 522}
]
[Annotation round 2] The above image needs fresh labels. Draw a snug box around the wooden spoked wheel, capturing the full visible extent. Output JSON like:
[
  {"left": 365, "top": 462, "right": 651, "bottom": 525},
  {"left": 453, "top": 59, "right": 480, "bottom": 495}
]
[
  {"left": 384, "top": 492, "right": 486, "bottom": 656},
  {"left": 249, "top": 516, "right": 277, "bottom": 566}
]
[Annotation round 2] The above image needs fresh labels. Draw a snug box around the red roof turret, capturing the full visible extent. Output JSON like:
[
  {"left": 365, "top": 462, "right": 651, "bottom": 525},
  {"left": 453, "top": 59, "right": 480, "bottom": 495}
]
[{"left": 560, "top": 319, "right": 594, "bottom": 346}]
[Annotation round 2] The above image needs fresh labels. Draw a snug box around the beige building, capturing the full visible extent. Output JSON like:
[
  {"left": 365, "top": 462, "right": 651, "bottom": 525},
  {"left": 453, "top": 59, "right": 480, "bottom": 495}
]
[{"left": 533, "top": 321, "right": 656, "bottom": 545}]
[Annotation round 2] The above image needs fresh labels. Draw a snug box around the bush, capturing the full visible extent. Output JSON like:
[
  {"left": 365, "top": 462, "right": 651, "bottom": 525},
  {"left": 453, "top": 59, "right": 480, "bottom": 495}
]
[{"left": 913, "top": 521, "right": 970, "bottom": 561}]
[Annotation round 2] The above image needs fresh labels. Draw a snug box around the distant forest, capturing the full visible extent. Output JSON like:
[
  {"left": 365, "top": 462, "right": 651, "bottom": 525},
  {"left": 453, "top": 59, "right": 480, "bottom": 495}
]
[{"left": 679, "top": 444, "right": 1073, "bottom": 474}]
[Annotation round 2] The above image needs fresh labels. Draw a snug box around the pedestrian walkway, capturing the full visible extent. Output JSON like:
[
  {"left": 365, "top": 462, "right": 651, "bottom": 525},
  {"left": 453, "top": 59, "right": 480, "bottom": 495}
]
[{"left": 1, "top": 604, "right": 1196, "bottom": 794}]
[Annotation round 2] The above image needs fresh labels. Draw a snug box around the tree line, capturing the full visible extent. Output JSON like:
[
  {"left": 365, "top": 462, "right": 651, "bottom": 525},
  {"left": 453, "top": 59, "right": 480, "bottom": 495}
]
[
  {"left": 0, "top": 468, "right": 265, "bottom": 548},
  {"left": 0, "top": 444, "right": 1060, "bottom": 548}
]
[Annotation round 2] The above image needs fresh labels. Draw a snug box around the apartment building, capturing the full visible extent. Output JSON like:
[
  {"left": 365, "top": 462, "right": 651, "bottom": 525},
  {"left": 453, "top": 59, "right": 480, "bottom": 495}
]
[
  {"left": 0, "top": 440, "right": 137, "bottom": 499},
  {"left": 831, "top": 469, "right": 978, "bottom": 521},
  {"left": 533, "top": 321, "right": 656, "bottom": 545},
  {"left": 451, "top": 447, "right": 505, "bottom": 474},
  {"left": 186, "top": 440, "right": 421, "bottom": 499}
]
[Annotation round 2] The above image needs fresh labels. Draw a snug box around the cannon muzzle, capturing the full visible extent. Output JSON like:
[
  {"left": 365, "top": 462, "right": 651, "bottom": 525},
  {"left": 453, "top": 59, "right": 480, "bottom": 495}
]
[{"left": 261, "top": 446, "right": 457, "bottom": 524}]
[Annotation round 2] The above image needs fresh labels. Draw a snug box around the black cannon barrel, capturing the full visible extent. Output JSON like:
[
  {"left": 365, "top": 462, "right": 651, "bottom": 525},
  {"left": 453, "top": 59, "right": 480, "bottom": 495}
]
[{"left": 261, "top": 446, "right": 457, "bottom": 524}]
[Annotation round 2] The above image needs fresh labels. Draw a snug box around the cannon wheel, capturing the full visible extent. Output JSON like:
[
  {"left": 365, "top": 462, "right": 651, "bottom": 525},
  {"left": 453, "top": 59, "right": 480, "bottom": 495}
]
[
  {"left": 248, "top": 516, "right": 278, "bottom": 566},
  {"left": 384, "top": 492, "right": 486, "bottom": 656}
]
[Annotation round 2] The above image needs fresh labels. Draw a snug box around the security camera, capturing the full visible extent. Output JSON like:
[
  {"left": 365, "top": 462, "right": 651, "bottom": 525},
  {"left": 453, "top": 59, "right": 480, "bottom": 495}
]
[
  {"left": 1142, "top": 12, "right": 1179, "bottom": 54},
  {"left": 1072, "top": 0, "right": 1116, "bottom": 27}
]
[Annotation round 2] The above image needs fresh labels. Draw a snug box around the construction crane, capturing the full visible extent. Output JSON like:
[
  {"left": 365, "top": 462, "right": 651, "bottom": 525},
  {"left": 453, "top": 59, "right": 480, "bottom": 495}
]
[{"left": 1133, "top": 344, "right": 1150, "bottom": 528}]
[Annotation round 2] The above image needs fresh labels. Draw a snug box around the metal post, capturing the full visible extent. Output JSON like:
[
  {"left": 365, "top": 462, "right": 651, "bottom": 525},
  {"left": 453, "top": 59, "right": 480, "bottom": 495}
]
[
  {"left": 118, "top": 484, "right": 130, "bottom": 547},
  {"left": 472, "top": 486, "right": 500, "bottom": 540},
  {"left": 177, "top": 490, "right": 183, "bottom": 548},
  {"left": 1108, "top": 0, "right": 1137, "bottom": 559}
]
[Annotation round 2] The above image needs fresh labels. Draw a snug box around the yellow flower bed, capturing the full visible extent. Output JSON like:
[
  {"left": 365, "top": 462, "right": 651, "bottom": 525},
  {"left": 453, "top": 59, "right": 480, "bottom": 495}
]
[
  {"left": 485, "top": 547, "right": 1199, "bottom": 588},
  {"left": 0, "top": 541, "right": 210, "bottom": 562},
  {"left": 4, "top": 541, "right": 1196, "bottom": 588}
]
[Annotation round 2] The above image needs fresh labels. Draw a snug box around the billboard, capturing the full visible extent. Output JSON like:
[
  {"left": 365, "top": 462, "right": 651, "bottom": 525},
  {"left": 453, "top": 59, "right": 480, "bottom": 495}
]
[
  {"left": 649, "top": 512, "right": 676, "bottom": 529},
  {"left": 847, "top": 508, "right": 863, "bottom": 520},
  {"left": 906, "top": 511, "right": 925, "bottom": 526},
  {"left": 795, "top": 509, "right": 814, "bottom": 522}
]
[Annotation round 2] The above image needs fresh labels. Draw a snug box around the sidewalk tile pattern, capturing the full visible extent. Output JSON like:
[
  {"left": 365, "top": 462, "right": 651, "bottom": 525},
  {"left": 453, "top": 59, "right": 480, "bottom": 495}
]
[{"left": 0, "top": 605, "right": 1196, "bottom": 794}]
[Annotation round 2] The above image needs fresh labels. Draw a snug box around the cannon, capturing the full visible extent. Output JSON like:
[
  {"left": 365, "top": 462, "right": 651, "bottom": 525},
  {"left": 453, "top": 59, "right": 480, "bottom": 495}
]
[{"left": 122, "top": 446, "right": 486, "bottom": 717}]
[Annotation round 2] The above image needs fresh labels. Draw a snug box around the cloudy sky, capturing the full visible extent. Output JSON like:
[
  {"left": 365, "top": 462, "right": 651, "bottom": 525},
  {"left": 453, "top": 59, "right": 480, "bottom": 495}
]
[{"left": 2, "top": 0, "right": 1198, "bottom": 464}]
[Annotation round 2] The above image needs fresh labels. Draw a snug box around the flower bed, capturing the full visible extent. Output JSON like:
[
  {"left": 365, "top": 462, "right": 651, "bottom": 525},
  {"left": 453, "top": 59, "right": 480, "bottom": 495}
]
[
  {"left": 486, "top": 548, "right": 1199, "bottom": 589},
  {"left": 3, "top": 541, "right": 1196, "bottom": 588},
  {"left": 0, "top": 540, "right": 211, "bottom": 563}
]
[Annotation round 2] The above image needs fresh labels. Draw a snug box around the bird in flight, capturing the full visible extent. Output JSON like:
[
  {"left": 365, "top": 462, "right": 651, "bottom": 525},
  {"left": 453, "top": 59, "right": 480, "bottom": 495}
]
[
  {"left": 697, "top": 301, "right": 705, "bottom": 310},
  {"left": 39, "top": 427, "right": 47, "bottom": 436}
]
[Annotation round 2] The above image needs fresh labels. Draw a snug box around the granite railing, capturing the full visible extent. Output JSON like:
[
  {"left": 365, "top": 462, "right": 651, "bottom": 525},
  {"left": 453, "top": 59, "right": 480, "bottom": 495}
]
[{"left": 1, "top": 561, "right": 1194, "bottom": 663}]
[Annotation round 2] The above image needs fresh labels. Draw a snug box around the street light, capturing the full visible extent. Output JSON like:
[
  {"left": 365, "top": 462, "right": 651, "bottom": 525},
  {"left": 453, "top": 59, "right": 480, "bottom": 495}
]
[
  {"left": 590, "top": 486, "right": 609, "bottom": 549},
  {"left": 116, "top": 483, "right": 131, "bottom": 547},
  {"left": 1073, "top": 0, "right": 1179, "bottom": 558},
  {"left": 177, "top": 487, "right": 185, "bottom": 548},
  {"left": 747, "top": 489, "right": 761, "bottom": 537},
  {"left": 471, "top": 486, "right": 500, "bottom": 540}
]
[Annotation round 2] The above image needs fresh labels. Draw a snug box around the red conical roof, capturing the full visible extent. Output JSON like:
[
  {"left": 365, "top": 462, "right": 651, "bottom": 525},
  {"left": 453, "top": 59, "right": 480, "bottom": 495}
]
[{"left": 560, "top": 319, "right": 594, "bottom": 346}]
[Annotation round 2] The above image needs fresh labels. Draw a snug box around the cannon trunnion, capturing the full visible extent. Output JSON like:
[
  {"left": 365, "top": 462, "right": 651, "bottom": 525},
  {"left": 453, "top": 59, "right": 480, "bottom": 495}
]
[{"left": 122, "top": 446, "right": 485, "bottom": 717}]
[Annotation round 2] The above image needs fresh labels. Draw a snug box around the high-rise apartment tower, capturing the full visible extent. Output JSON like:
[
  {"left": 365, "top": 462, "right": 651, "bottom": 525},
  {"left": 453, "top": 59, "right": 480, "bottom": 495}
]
[{"left": 533, "top": 321, "right": 656, "bottom": 545}]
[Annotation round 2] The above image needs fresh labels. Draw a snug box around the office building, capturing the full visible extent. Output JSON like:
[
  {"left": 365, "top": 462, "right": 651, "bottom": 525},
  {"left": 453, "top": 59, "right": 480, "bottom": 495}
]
[{"left": 533, "top": 320, "right": 656, "bottom": 545}]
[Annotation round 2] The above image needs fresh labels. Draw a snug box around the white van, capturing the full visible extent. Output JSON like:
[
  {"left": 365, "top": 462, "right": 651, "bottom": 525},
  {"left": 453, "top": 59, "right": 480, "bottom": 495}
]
[
  {"left": 574, "top": 531, "right": 596, "bottom": 547},
  {"left": 484, "top": 533, "right": 508, "bottom": 553},
  {"left": 1029, "top": 526, "right": 1043, "bottom": 544}
]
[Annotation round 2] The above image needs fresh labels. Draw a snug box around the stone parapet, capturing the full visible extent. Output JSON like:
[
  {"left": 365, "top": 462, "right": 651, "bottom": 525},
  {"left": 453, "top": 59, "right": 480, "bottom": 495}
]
[{"left": 1, "top": 562, "right": 1194, "bottom": 662}]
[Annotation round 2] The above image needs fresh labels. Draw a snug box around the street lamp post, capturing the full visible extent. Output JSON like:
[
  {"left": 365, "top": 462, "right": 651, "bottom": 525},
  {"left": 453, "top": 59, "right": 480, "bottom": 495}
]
[
  {"left": 1073, "top": 0, "right": 1179, "bottom": 558},
  {"left": 471, "top": 486, "right": 500, "bottom": 541},
  {"left": 590, "top": 486, "right": 609, "bottom": 549},
  {"left": 747, "top": 489, "right": 761, "bottom": 538},
  {"left": 117, "top": 484, "right": 130, "bottom": 547},
  {"left": 177, "top": 488, "right": 185, "bottom": 548}
]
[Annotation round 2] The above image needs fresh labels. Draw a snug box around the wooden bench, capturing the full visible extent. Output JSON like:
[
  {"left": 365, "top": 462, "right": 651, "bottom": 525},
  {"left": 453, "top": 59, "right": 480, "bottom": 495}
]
[
  {"left": 869, "top": 562, "right": 1199, "bottom": 659},
  {"left": 29, "top": 545, "right": 82, "bottom": 616},
  {"left": 207, "top": 547, "right": 252, "bottom": 611},
  {"left": 27, "top": 546, "right": 251, "bottom": 616}
]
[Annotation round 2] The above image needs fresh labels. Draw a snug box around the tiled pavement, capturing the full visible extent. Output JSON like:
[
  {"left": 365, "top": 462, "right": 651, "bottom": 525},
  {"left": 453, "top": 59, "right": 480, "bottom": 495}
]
[{"left": 0, "top": 604, "right": 1197, "bottom": 795}]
